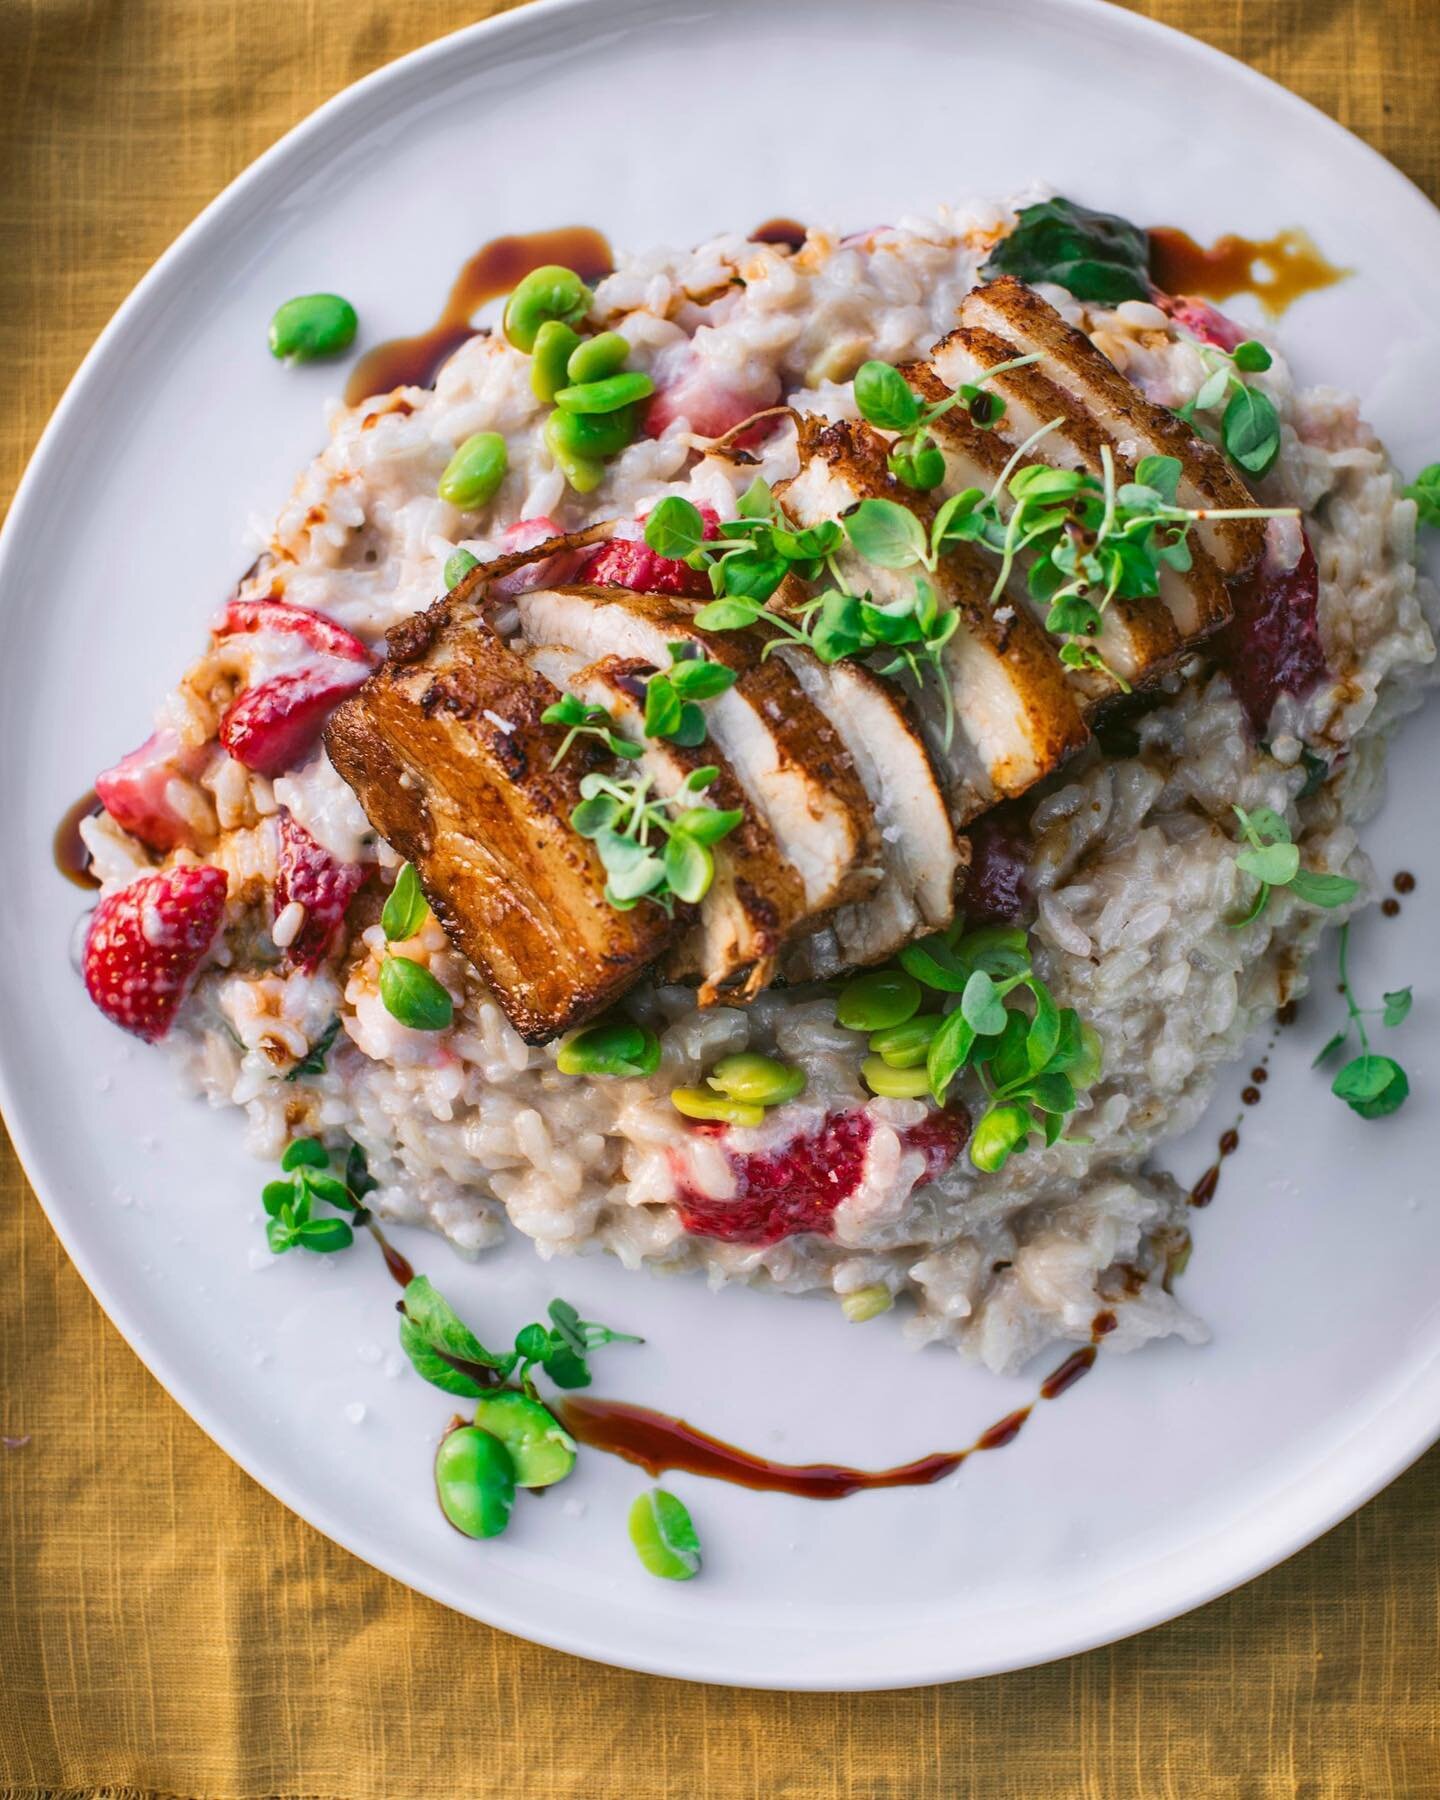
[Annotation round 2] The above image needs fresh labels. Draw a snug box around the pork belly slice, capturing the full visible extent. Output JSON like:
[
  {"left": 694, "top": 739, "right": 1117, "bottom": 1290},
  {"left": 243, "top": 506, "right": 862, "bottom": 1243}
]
[
  {"left": 778, "top": 416, "right": 1088, "bottom": 822},
  {"left": 514, "top": 584, "right": 880, "bottom": 916},
  {"left": 528, "top": 644, "right": 806, "bottom": 1004},
  {"left": 773, "top": 646, "right": 965, "bottom": 965},
  {"left": 324, "top": 602, "right": 675, "bottom": 1045},
  {"left": 961, "top": 276, "right": 1264, "bottom": 577},
  {"left": 925, "top": 328, "right": 1228, "bottom": 644}
]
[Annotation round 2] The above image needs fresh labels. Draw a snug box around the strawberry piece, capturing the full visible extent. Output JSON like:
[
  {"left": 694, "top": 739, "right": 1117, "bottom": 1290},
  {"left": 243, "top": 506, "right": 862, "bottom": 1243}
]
[
  {"left": 643, "top": 362, "right": 782, "bottom": 441},
  {"left": 220, "top": 663, "right": 369, "bottom": 776},
  {"left": 94, "top": 729, "right": 209, "bottom": 854},
  {"left": 1155, "top": 293, "right": 1248, "bottom": 353},
  {"left": 898, "top": 1106, "right": 972, "bottom": 1184},
  {"left": 216, "top": 598, "right": 371, "bottom": 666},
  {"left": 488, "top": 516, "right": 594, "bottom": 598},
  {"left": 1217, "top": 531, "right": 1326, "bottom": 733},
  {"left": 83, "top": 865, "right": 228, "bottom": 1042},
  {"left": 585, "top": 506, "right": 719, "bottom": 599},
  {"left": 273, "top": 812, "right": 364, "bottom": 970}
]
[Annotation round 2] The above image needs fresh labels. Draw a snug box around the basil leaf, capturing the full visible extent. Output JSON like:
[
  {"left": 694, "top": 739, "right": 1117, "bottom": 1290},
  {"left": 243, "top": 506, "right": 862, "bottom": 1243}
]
[
  {"left": 854, "top": 360, "right": 923, "bottom": 432},
  {"left": 983, "top": 197, "right": 1151, "bottom": 304},
  {"left": 381, "top": 862, "right": 428, "bottom": 943},
  {"left": 1222, "top": 385, "right": 1281, "bottom": 477},
  {"left": 644, "top": 496, "right": 706, "bottom": 559},
  {"left": 1286, "top": 869, "right": 1360, "bottom": 909},
  {"left": 844, "top": 499, "right": 928, "bottom": 570},
  {"left": 378, "top": 956, "right": 454, "bottom": 1032}
]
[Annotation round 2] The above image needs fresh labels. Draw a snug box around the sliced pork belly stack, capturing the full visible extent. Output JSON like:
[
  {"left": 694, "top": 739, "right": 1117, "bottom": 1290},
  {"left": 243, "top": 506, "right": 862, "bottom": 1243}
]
[
  {"left": 513, "top": 584, "right": 881, "bottom": 918},
  {"left": 527, "top": 644, "right": 806, "bottom": 1003},
  {"left": 772, "top": 647, "right": 964, "bottom": 965},
  {"left": 960, "top": 276, "right": 1265, "bottom": 578},
  {"left": 324, "top": 598, "right": 675, "bottom": 1044},
  {"left": 778, "top": 416, "right": 1088, "bottom": 822},
  {"left": 927, "top": 323, "right": 1230, "bottom": 641}
]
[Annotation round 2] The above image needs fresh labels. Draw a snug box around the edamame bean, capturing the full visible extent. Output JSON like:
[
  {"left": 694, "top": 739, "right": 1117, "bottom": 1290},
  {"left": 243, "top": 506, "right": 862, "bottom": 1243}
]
[
  {"left": 836, "top": 969, "right": 922, "bottom": 1033},
  {"left": 628, "top": 1488, "right": 701, "bottom": 1580},
  {"left": 556, "top": 1018, "right": 660, "bottom": 1078},
  {"left": 267, "top": 293, "right": 358, "bottom": 361},
  {"left": 867, "top": 1014, "right": 942, "bottom": 1069},
  {"left": 443, "top": 548, "right": 479, "bottom": 590},
  {"left": 969, "top": 1102, "right": 1032, "bottom": 1173},
  {"left": 543, "top": 411, "right": 605, "bottom": 493},
  {"left": 670, "top": 1087, "right": 765, "bottom": 1128},
  {"left": 438, "top": 432, "right": 508, "bottom": 510},
  {"left": 545, "top": 401, "right": 639, "bottom": 460},
  {"left": 706, "top": 1053, "right": 805, "bottom": 1106},
  {"left": 566, "top": 331, "right": 630, "bottom": 384},
  {"left": 841, "top": 1284, "right": 893, "bottom": 1323},
  {"left": 434, "top": 1425, "right": 515, "bottom": 1538},
  {"left": 531, "top": 319, "right": 584, "bottom": 404},
  {"left": 860, "top": 1054, "right": 931, "bottom": 1100},
  {"left": 470, "top": 1391, "right": 577, "bottom": 1488},
  {"left": 554, "top": 371, "right": 655, "bottom": 414},
  {"left": 503, "top": 265, "right": 593, "bottom": 353}
]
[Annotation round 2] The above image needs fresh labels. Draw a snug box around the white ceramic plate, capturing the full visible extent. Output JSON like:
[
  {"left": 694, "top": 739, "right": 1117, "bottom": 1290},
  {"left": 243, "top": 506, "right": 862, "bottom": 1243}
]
[{"left": 2, "top": 0, "right": 1438, "bottom": 1690}]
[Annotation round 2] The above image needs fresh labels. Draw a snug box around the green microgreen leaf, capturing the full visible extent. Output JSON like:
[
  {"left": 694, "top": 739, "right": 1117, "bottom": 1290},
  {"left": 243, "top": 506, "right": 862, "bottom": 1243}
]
[
  {"left": 1233, "top": 340, "right": 1273, "bottom": 373},
  {"left": 1286, "top": 868, "right": 1361, "bottom": 909},
  {"left": 1222, "top": 384, "right": 1282, "bottom": 477},
  {"left": 1404, "top": 463, "right": 1440, "bottom": 529},
  {"left": 844, "top": 498, "right": 930, "bottom": 570},
  {"left": 1382, "top": 988, "right": 1413, "bottom": 1028},
  {"left": 379, "top": 956, "right": 454, "bottom": 1032},
  {"left": 398, "top": 1275, "right": 513, "bottom": 1397},
  {"left": 284, "top": 1015, "right": 342, "bottom": 1082},
  {"left": 643, "top": 496, "right": 707, "bottom": 559},
  {"left": 381, "top": 862, "right": 428, "bottom": 942},
  {"left": 281, "top": 1137, "right": 329, "bottom": 1172},
  {"left": 854, "top": 360, "right": 923, "bottom": 432},
  {"left": 1331, "top": 1054, "right": 1409, "bottom": 1119}
]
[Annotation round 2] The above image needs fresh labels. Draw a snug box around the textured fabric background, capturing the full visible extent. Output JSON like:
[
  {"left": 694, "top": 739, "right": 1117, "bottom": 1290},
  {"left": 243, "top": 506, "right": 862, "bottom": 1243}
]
[{"left": 2, "top": 2, "right": 1438, "bottom": 1795}]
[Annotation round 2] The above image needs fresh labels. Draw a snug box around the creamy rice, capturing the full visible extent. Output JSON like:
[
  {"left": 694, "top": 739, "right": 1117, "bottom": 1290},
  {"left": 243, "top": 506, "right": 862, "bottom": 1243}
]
[{"left": 82, "top": 200, "right": 1437, "bottom": 1373}]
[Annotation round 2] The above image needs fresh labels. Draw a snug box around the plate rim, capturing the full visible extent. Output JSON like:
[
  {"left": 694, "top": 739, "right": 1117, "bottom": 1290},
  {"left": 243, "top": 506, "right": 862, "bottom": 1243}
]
[{"left": 2, "top": 0, "right": 1439, "bottom": 1690}]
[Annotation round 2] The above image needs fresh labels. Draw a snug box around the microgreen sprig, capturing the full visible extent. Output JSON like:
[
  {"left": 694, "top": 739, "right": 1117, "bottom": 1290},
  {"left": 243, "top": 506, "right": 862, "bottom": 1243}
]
[
  {"left": 1312, "top": 922, "right": 1411, "bottom": 1119},
  {"left": 261, "top": 1136, "right": 370, "bottom": 1254},
  {"left": 642, "top": 643, "right": 738, "bottom": 746},
  {"left": 1230, "top": 804, "right": 1360, "bottom": 926},
  {"left": 377, "top": 865, "right": 454, "bottom": 1031},
  {"left": 571, "top": 764, "right": 742, "bottom": 911},
  {"left": 398, "top": 1276, "right": 642, "bottom": 1398},
  {"left": 852, "top": 355, "right": 1042, "bottom": 490},
  {"left": 646, "top": 484, "right": 842, "bottom": 605},
  {"left": 540, "top": 693, "right": 644, "bottom": 769},
  {"left": 1175, "top": 337, "right": 1282, "bottom": 479},
  {"left": 1403, "top": 463, "right": 1440, "bottom": 529}
]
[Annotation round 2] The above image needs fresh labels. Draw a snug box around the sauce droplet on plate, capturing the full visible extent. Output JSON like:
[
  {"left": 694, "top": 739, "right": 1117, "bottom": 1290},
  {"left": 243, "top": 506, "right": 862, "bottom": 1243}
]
[
  {"left": 54, "top": 789, "right": 100, "bottom": 889},
  {"left": 1148, "top": 225, "right": 1347, "bottom": 316}
]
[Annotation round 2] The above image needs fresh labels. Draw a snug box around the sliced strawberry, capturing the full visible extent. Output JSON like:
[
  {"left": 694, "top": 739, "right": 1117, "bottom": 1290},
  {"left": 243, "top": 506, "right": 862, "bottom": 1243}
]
[
  {"left": 216, "top": 598, "right": 372, "bottom": 666},
  {"left": 1154, "top": 292, "right": 1248, "bottom": 354},
  {"left": 94, "top": 729, "right": 210, "bottom": 854},
  {"left": 643, "top": 362, "right": 782, "bottom": 442},
  {"left": 585, "top": 506, "right": 719, "bottom": 598},
  {"left": 674, "top": 1103, "right": 969, "bottom": 1247},
  {"left": 273, "top": 812, "right": 364, "bottom": 971},
  {"left": 83, "top": 865, "right": 228, "bottom": 1042},
  {"left": 487, "top": 516, "right": 595, "bottom": 598},
  {"left": 1216, "top": 531, "right": 1326, "bottom": 733},
  {"left": 220, "top": 663, "right": 369, "bottom": 777}
]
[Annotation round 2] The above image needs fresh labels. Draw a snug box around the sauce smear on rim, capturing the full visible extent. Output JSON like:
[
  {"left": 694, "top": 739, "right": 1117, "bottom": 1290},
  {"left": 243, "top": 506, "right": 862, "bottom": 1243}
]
[
  {"left": 345, "top": 226, "right": 615, "bottom": 406},
  {"left": 1148, "top": 225, "right": 1347, "bottom": 316},
  {"left": 54, "top": 790, "right": 101, "bottom": 889}
]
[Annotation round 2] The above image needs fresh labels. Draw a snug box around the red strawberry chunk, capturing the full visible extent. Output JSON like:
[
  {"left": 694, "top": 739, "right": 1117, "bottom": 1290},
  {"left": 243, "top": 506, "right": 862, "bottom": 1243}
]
[
  {"left": 83, "top": 865, "right": 228, "bottom": 1043},
  {"left": 273, "top": 813, "right": 364, "bottom": 971},
  {"left": 674, "top": 1103, "right": 969, "bottom": 1247},
  {"left": 643, "top": 361, "right": 783, "bottom": 442},
  {"left": 1217, "top": 532, "right": 1326, "bottom": 733},
  {"left": 585, "top": 506, "right": 719, "bottom": 599},
  {"left": 220, "top": 663, "right": 369, "bottom": 776},
  {"left": 216, "top": 598, "right": 371, "bottom": 666},
  {"left": 488, "top": 516, "right": 594, "bottom": 598},
  {"left": 95, "top": 729, "right": 209, "bottom": 854},
  {"left": 1153, "top": 291, "right": 1249, "bottom": 353}
]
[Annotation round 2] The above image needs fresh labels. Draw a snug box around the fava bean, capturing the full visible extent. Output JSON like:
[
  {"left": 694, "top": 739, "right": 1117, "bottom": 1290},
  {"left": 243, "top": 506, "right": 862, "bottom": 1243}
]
[
  {"left": 267, "top": 292, "right": 358, "bottom": 361},
  {"left": 531, "top": 319, "right": 584, "bottom": 404},
  {"left": 543, "top": 412, "right": 605, "bottom": 493},
  {"left": 503, "top": 265, "right": 592, "bottom": 353},
  {"left": 670, "top": 1087, "right": 764, "bottom": 1128},
  {"left": 470, "top": 1390, "right": 577, "bottom": 1488},
  {"left": 969, "top": 1102, "right": 1033, "bottom": 1173},
  {"left": 566, "top": 331, "right": 630, "bottom": 384},
  {"left": 841, "top": 1284, "right": 893, "bottom": 1323},
  {"left": 557, "top": 1018, "right": 661, "bottom": 1078},
  {"left": 438, "top": 432, "right": 508, "bottom": 510},
  {"left": 836, "top": 969, "right": 922, "bottom": 1033},
  {"left": 628, "top": 1488, "right": 701, "bottom": 1580},
  {"left": 860, "top": 1054, "right": 931, "bottom": 1100},
  {"left": 442, "top": 547, "right": 479, "bottom": 590},
  {"left": 434, "top": 1425, "right": 515, "bottom": 1538},
  {"left": 867, "top": 1014, "right": 942, "bottom": 1069},
  {"left": 554, "top": 371, "right": 655, "bottom": 414},
  {"left": 546, "top": 401, "right": 638, "bottom": 460},
  {"left": 706, "top": 1053, "right": 805, "bottom": 1106}
]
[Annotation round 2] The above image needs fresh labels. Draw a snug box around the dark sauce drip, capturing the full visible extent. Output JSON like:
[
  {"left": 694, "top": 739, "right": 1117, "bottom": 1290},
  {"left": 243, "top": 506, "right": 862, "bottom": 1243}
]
[
  {"left": 1250, "top": 1066, "right": 1268, "bottom": 1085},
  {"left": 559, "top": 1329, "right": 1102, "bottom": 1500},
  {"left": 54, "top": 790, "right": 101, "bottom": 889},
  {"left": 752, "top": 217, "right": 807, "bottom": 253},
  {"left": 366, "top": 1217, "right": 414, "bottom": 1290},
  {"left": 1242, "top": 1086, "right": 1262, "bottom": 1106},
  {"left": 1091, "top": 1309, "right": 1118, "bottom": 1337},
  {"left": 1276, "top": 1000, "right": 1299, "bottom": 1027},
  {"left": 344, "top": 226, "right": 615, "bottom": 406},
  {"left": 1381, "top": 897, "right": 1401, "bottom": 918},
  {"left": 1190, "top": 1122, "right": 1242, "bottom": 1207},
  {"left": 1394, "top": 871, "right": 1416, "bottom": 895},
  {"left": 1148, "top": 225, "right": 1346, "bottom": 315}
]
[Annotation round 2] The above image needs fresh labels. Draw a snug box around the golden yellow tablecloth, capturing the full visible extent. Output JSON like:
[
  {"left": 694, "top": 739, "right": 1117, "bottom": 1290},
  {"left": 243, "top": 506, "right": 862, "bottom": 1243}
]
[{"left": 3, "top": 2, "right": 1438, "bottom": 1793}]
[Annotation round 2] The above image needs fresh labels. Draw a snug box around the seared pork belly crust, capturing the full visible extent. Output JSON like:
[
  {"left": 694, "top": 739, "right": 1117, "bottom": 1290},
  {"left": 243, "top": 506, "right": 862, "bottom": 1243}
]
[
  {"left": 325, "top": 583, "right": 675, "bottom": 1044},
  {"left": 325, "top": 277, "right": 1271, "bottom": 1039}
]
